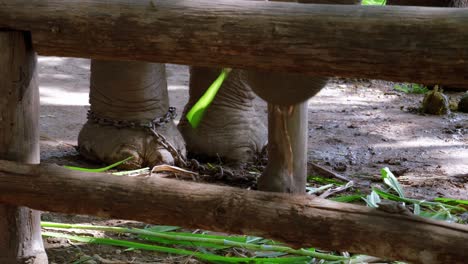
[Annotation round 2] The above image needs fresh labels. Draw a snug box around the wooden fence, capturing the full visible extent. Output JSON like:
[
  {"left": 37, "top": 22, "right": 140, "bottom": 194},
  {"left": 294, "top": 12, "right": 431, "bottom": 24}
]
[{"left": 0, "top": 1, "right": 467, "bottom": 263}]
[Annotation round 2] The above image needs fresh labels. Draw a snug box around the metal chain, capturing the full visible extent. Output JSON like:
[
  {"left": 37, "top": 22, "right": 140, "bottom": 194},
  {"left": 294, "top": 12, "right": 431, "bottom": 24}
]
[
  {"left": 87, "top": 107, "right": 187, "bottom": 167},
  {"left": 87, "top": 107, "right": 177, "bottom": 128},
  {"left": 148, "top": 126, "right": 187, "bottom": 167}
]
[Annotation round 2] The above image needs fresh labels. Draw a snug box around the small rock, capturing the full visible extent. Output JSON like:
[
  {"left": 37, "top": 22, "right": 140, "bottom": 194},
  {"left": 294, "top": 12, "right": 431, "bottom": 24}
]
[
  {"left": 459, "top": 212, "right": 468, "bottom": 223},
  {"left": 421, "top": 87, "right": 450, "bottom": 115},
  {"left": 333, "top": 162, "right": 347, "bottom": 172},
  {"left": 458, "top": 92, "right": 468, "bottom": 113}
]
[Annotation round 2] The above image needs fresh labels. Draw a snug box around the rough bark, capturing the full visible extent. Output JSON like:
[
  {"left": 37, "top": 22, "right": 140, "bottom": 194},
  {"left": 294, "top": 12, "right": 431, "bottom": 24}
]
[
  {"left": 0, "top": 31, "right": 47, "bottom": 264},
  {"left": 259, "top": 103, "right": 309, "bottom": 193},
  {"left": 0, "top": 160, "right": 467, "bottom": 263},
  {"left": 386, "top": 0, "right": 468, "bottom": 7},
  {"left": 387, "top": 0, "right": 468, "bottom": 91},
  {"left": 0, "top": 1, "right": 468, "bottom": 86}
]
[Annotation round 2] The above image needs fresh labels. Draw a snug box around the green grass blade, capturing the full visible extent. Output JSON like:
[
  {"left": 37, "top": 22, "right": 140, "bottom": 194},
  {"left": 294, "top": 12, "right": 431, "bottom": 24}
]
[
  {"left": 361, "top": 0, "right": 386, "bottom": 5},
  {"left": 307, "top": 176, "right": 344, "bottom": 186},
  {"left": 42, "top": 231, "right": 316, "bottom": 264},
  {"left": 330, "top": 194, "right": 364, "bottom": 203},
  {"left": 434, "top": 197, "right": 468, "bottom": 208},
  {"left": 186, "top": 68, "right": 231, "bottom": 128},
  {"left": 141, "top": 231, "right": 249, "bottom": 249},
  {"left": 42, "top": 222, "right": 349, "bottom": 261},
  {"left": 373, "top": 189, "right": 465, "bottom": 212},
  {"left": 63, "top": 156, "right": 133, "bottom": 172}
]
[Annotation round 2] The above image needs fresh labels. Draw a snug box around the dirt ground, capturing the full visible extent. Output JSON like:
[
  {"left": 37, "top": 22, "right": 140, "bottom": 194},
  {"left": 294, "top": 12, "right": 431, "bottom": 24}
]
[{"left": 38, "top": 57, "right": 467, "bottom": 263}]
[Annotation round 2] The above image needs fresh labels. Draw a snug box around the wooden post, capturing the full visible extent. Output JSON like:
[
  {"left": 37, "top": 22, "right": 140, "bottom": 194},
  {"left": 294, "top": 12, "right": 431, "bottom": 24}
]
[
  {"left": 258, "top": 103, "right": 308, "bottom": 193},
  {"left": 0, "top": 31, "right": 47, "bottom": 263},
  {"left": 257, "top": 0, "right": 354, "bottom": 193}
]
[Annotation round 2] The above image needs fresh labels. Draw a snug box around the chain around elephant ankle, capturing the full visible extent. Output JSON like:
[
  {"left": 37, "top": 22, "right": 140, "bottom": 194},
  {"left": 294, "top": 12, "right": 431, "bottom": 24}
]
[
  {"left": 87, "top": 107, "right": 177, "bottom": 128},
  {"left": 86, "top": 107, "right": 186, "bottom": 167}
]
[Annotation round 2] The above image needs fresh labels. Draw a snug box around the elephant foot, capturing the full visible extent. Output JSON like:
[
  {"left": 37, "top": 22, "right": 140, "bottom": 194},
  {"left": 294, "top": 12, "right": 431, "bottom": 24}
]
[
  {"left": 178, "top": 67, "right": 267, "bottom": 164},
  {"left": 78, "top": 118, "right": 186, "bottom": 169},
  {"left": 179, "top": 112, "right": 266, "bottom": 164}
]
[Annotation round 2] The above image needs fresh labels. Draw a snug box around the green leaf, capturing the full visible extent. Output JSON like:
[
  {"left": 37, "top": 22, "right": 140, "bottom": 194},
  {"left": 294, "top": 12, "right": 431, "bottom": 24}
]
[
  {"left": 362, "top": 191, "right": 381, "bottom": 208},
  {"left": 413, "top": 204, "right": 421, "bottom": 215},
  {"left": 393, "top": 83, "right": 428, "bottom": 94},
  {"left": 373, "top": 189, "right": 465, "bottom": 213},
  {"left": 186, "top": 68, "right": 231, "bottom": 128},
  {"left": 394, "top": 84, "right": 409, "bottom": 93},
  {"left": 361, "top": 0, "right": 386, "bottom": 5},
  {"left": 420, "top": 209, "right": 457, "bottom": 223},
  {"left": 381, "top": 167, "right": 405, "bottom": 198},
  {"left": 64, "top": 156, "right": 133, "bottom": 172},
  {"left": 434, "top": 197, "right": 468, "bottom": 208}
]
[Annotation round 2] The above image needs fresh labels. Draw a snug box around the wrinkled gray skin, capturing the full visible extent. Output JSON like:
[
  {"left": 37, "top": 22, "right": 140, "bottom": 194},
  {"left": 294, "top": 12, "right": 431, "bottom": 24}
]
[
  {"left": 78, "top": 0, "right": 363, "bottom": 169},
  {"left": 78, "top": 61, "right": 328, "bottom": 168},
  {"left": 79, "top": 61, "right": 186, "bottom": 169}
]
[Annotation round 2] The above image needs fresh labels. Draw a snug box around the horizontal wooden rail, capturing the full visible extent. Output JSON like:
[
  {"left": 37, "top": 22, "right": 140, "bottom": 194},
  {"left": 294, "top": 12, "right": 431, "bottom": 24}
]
[
  {"left": 0, "top": 0, "right": 467, "bottom": 86},
  {"left": 0, "top": 160, "right": 466, "bottom": 263}
]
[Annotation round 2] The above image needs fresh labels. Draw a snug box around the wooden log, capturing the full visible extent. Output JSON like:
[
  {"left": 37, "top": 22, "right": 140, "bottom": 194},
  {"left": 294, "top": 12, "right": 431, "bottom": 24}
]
[
  {"left": 386, "top": 0, "right": 458, "bottom": 7},
  {"left": 386, "top": 0, "right": 468, "bottom": 91},
  {"left": 259, "top": 103, "right": 308, "bottom": 193},
  {"left": 0, "top": 1, "right": 468, "bottom": 86},
  {"left": 0, "top": 32, "right": 47, "bottom": 263},
  {"left": 0, "top": 160, "right": 467, "bottom": 264}
]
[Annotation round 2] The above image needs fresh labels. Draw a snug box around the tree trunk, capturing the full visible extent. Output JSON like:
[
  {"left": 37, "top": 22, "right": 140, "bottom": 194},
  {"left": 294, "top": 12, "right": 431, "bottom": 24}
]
[
  {"left": 0, "top": 31, "right": 47, "bottom": 264},
  {"left": 0, "top": 160, "right": 467, "bottom": 264},
  {"left": 259, "top": 103, "right": 308, "bottom": 193},
  {"left": 0, "top": 1, "right": 467, "bottom": 86}
]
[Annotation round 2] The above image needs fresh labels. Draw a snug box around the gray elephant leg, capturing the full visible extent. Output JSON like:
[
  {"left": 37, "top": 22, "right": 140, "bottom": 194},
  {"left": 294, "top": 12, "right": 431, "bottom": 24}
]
[
  {"left": 178, "top": 67, "right": 267, "bottom": 163},
  {"left": 78, "top": 60, "right": 185, "bottom": 169}
]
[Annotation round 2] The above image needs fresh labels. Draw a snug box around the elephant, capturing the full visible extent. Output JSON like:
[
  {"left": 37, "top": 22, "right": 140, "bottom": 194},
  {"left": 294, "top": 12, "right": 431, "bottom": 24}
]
[
  {"left": 77, "top": 61, "right": 328, "bottom": 169},
  {"left": 77, "top": 0, "right": 360, "bottom": 170}
]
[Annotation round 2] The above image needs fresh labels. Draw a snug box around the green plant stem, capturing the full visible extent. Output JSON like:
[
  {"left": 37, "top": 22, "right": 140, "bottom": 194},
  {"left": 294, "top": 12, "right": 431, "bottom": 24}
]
[
  {"left": 64, "top": 156, "right": 133, "bottom": 172},
  {"left": 41, "top": 222, "right": 349, "bottom": 261},
  {"left": 373, "top": 189, "right": 465, "bottom": 212}
]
